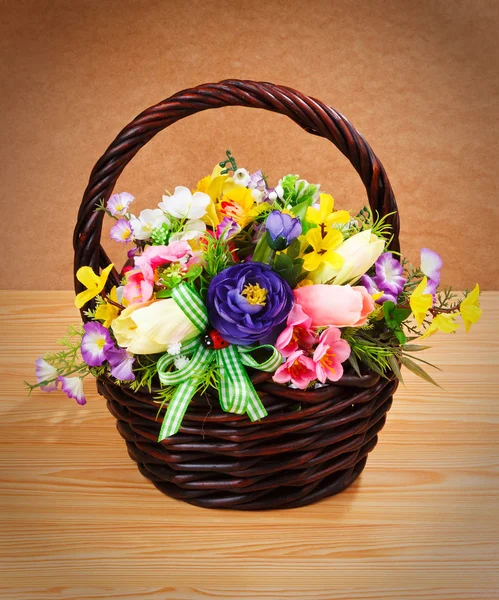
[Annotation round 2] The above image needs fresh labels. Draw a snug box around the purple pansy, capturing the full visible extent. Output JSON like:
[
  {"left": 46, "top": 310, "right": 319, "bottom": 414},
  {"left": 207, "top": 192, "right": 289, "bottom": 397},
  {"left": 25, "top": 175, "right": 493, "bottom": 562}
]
[
  {"left": 375, "top": 253, "right": 406, "bottom": 296},
  {"left": 58, "top": 376, "right": 86, "bottom": 405},
  {"left": 107, "top": 192, "right": 134, "bottom": 216},
  {"left": 110, "top": 219, "right": 133, "bottom": 243},
  {"left": 106, "top": 347, "right": 135, "bottom": 381},
  {"left": 361, "top": 253, "right": 406, "bottom": 304},
  {"left": 265, "top": 210, "right": 302, "bottom": 250},
  {"left": 216, "top": 217, "right": 241, "bottom": 241},
  {"left": 206, "top": 262, "right": 294, "bottom": 346},
  {"left": 81, "top": 322, "right": 114, "bottom": 367},
  {"left": 248, "top": 170, "right": 266, "bottom": 192},
  {"left": 420, "top": 248, "right": 443, "bottom": 297},
  {"left": 35, "top": 357, "right": 59, "bottom": 392},
  {"left": 361, "top": 274, "right": 398, "bottom": 305}
]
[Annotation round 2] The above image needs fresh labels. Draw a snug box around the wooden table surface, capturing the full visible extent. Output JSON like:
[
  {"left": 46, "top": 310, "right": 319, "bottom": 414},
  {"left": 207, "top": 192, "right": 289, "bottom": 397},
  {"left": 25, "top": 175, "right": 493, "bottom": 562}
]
[{"left": 1, "top": 291, "right": 498, "bottom": 600}]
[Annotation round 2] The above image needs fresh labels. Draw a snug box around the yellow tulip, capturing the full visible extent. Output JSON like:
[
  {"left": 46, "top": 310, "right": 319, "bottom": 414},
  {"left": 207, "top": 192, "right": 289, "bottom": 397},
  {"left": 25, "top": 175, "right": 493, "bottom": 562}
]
[
  {"left": 94, "top": 286, "right": 120, "bottom": 327},
  {"left": 309, "top": 229, "right": 385, "bottom": 285},
  {"left": 419, "top": 313, "right": 459, "bottom": 340},
  {"left": 409, "top": 276, "right": 433, "bottom": 327},
  {"left": 460, "top": 284, "right": 482, "bottom": 332},
  {"left": 74, "top": 263, "right": 114, "bottom": 309}
]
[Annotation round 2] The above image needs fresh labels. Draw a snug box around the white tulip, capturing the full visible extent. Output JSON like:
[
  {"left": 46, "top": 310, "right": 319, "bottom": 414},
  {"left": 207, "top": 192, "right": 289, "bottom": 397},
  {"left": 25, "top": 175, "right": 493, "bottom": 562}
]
[
  {"left": 112, "top": 299, "right": 200, "bottom": 355},
  {"left": 310, "top": 229, "right": 385, "bottom": 285},
  {"left": 159, "top": 186, "right": 210, "bottom": 220}
]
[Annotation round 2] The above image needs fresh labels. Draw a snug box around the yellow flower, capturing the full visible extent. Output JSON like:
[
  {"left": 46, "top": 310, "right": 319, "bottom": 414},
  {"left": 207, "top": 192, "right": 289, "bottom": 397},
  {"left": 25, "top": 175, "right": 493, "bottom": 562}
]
[
  {"left": 460, "top": 284, "right": 482, "bottom": 332},
  {"left": 94, "top": 286, "right": 120, "bottom": 327},
  {"left": 302, "top": 227, "right": 344, "bottom": 272},
  {"left": 419, "top": 313, "right": 460, "bottom": 340},
  {"left": 75, "top": 264, "right": 114, "bottom": 309},
  {"left": 306, "top": 193, "right": 350, "bottom": 227},
  {"left": 409, "top": 276, "right": 433, "bottom": 327}
]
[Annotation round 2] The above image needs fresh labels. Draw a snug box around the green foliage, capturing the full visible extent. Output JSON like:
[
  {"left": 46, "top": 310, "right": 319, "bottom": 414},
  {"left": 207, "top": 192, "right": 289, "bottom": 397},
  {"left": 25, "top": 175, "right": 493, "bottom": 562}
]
[
  {"left": 279, "top": 175, "right": 318, "bottom": 212},
  {"left": 342, "top": 327, "right": 441, "bottom": 387},
  {"left": 199, "top": 235, "right": 235, "bottom": 298},
  {"left": 156, "top": 263, "right": 203, "bottom": 298},
  {"left": 25, "top": 325, "right": 89, "bottom": 394},
  {"left": 383, "top": 301, "right": 411, "bottom": 344},
  {"left": 150, "top": 222, "right": 170, "bottom": 245},
  {"left": 273, "top": 240, "right": 307, "bottom": 288},
  {"left": 219, "top": 149, "right": 238, "bottom": 174}
]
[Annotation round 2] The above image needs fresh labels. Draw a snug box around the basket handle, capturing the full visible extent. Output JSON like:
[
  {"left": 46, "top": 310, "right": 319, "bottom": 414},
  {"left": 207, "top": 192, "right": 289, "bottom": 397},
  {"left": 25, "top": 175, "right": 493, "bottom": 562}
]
[{"left": 74, "top": 79, "right": 400, "bottom": 299}]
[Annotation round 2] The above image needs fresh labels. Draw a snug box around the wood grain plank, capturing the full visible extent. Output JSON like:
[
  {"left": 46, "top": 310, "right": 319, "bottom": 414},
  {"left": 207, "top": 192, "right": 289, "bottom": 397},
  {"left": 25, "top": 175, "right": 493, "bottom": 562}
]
[{"left": 1, "top": 291, "right": 498, "bottom": 599}]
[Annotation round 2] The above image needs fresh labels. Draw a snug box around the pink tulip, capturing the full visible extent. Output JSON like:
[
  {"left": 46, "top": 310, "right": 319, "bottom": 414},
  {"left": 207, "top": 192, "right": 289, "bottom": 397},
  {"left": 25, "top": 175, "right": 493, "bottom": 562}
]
[
  {"left": 313, "top": 327, "right": 351, "bottom": 383},
  {"left": 294, "top": 284, "right": 375, "bottom": 328},
  {"left": 275, "top": 303, "right": 316, "bottom": 357},
  {"left": 273, "top": 350, "right": 317, "bottom": 389}
]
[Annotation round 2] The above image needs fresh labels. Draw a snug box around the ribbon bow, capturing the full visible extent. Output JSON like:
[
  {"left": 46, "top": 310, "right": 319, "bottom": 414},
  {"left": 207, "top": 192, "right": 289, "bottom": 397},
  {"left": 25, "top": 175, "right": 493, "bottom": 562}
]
[{"left": 156, "top": 283, "right": 283, "bottom": 441}]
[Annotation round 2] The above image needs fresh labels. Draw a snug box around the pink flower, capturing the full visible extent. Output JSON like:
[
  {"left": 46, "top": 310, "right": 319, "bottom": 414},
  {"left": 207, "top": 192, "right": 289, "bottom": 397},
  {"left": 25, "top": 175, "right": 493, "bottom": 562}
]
[
  {"left": 134, "top": 241, "right": 192, "bottom": 281},
  {"left": 294, "top": 284, "right": 375, "bottom": 328},
  {"left": 313, "top": 327, "right": 351, "bottom": 383},
  {"left": 273, "top": 350, "right": 317, "bottom": 389},
  {"left": 123, "top": 270, "right": 154, "bottom": 304},
  {"left": 275, "top": 303, "right": 316, "bottom": 357}
]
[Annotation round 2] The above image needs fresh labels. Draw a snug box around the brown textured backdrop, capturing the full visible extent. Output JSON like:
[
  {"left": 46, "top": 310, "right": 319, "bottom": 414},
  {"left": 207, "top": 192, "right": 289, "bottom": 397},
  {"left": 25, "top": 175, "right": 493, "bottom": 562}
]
[{"left": 1, "top": 0, "right": 498, "bottom": 290}]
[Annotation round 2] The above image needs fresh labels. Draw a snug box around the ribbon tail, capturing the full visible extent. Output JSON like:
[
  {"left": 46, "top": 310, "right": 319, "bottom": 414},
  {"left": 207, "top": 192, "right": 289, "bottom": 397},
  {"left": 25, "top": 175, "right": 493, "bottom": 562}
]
[
  {"left": 217, "top": 346, "right": 268, "bottom": 421},
  {"left": 158, "top": 378, "right": 199, "bottom": 441}
]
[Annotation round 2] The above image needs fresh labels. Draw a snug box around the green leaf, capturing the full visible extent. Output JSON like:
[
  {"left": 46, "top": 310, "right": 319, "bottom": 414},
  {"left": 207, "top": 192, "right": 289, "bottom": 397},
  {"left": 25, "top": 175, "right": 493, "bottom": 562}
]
[
  {"left": 387, "top": 355, "right": 404, "bottom": 384},
  {"left": 399, "top": 356, "right": 443, "bottom": 388},
  {"left": 348, "top": 353, "right": 362, "bottom": 378},
  {"left": 402, "top": 344, "right": 432, "bottom": 352},
  {"left": 394, "top": 328, "right": 407, "bottom": 345},
  {"left": 391, "top": 308, "right": 412, "bottom": 323},
  {"left": 186, "top": 264, "right": 203, "bottom": 281},
  {"left": 156, "top": 289, "right": 172, "bottom": 299},
  {"left": 275, "top": 253, "right": 294, "bottom": 270},
  {"left": 286, "top": 238, "right": 300, "bottom": 261}
]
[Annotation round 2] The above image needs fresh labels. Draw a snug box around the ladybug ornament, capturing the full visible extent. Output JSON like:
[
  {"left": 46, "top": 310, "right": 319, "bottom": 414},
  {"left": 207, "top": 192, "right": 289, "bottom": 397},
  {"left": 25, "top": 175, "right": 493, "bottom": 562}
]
[{"left": 202, "top": 329, "right": 230, "bottom": 350}]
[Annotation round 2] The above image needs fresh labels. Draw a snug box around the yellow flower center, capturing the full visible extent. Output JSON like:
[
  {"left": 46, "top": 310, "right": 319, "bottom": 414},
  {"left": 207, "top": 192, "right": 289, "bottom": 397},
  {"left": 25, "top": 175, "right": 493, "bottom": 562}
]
[
  {"left": 241, "top": 283, "right": 268, "bottom": 306},
  {"left": 96, "top": 338, "right": 106, "bottom": 349}
]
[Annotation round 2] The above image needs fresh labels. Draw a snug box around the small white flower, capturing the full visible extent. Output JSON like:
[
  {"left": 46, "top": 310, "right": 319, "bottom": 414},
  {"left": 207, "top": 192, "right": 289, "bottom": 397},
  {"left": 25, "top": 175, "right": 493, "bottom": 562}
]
[
  {"left": 130, "top": 209, "right": 169, "bottom": 241},
  {"left": 168, "top": 219, "right": 206, "bottom": 243},
  {"left": 232, "top": 168, "right": 251, "bottom": 187},
  {"left": 251, "top": 188, "right": 265, "bottom": 203},
  {"left": 159, "top": 186, "right": 210, "bottom": 220},
  {"left": 167, "top": 342, "right": 182, "bottom": 356},
  {"left": 174, "top": 355, "right": 190, "bottom": 370}
]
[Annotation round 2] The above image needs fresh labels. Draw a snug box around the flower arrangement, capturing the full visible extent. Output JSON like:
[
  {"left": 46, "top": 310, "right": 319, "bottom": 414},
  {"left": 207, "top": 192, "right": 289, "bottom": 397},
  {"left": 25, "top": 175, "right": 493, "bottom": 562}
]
[{"left": 28, "top": 150, "right": 482, "bottom": 441}]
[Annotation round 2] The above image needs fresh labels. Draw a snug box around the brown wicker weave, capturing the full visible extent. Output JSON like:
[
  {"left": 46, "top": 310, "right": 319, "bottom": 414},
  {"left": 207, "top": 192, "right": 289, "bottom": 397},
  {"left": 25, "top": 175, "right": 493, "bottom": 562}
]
[{"left": 74, "top": 80, "right": 400, "bottom": 510}]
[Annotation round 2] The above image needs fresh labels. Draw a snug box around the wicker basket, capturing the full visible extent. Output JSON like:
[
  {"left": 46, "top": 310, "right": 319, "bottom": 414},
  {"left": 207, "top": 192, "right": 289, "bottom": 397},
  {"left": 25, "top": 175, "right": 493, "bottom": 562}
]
[{"left": 74, "top": 80, "right": 401, "bottom": 510}]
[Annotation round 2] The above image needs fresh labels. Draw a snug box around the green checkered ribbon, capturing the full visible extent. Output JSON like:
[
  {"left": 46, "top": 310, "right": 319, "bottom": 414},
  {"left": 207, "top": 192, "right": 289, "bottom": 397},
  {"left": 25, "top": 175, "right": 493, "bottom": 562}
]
[{"left": 156, "top": 283, "right": 283, "bottom": 441}]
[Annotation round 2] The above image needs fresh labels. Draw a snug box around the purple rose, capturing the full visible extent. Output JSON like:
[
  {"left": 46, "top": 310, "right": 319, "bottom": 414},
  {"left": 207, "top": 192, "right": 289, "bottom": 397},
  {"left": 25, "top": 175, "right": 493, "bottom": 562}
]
[
  {"left": 206, "top": 262, "right": 294, "bottom": 346},
  {"left": 265, "top": 210, "right": 302, "bottom": 251}
]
